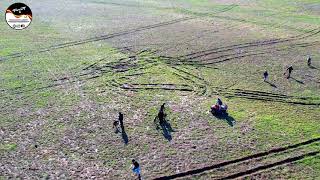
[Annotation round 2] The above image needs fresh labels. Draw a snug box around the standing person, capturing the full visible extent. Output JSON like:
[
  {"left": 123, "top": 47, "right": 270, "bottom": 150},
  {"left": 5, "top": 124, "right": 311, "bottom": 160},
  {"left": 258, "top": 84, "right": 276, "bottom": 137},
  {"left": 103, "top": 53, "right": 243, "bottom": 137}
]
[
  {"left": 118, "top": 112, "right": 124, "bottom": 132},
  {"left": 286, "top": 66, "right": 293, "bottom": 79},
  {"left": 160, "top": 103, "right": 165, "bottom": 113},
  {"left": 158, "top": 111, "right": 165, "bottom": 125},
  {"left": 158, "top": 103, "right": 166, "bottom": 125},
  {"left": 307, "top": 56, "right": 312, "bottom": 67},
  {"left": 284, "top": 66, "right": 293, "bottom": 79},
  {"left": 263, "top": 71, "right": 268, "bottom": 82},
  {"left": 132, "top": 159, "right": 141, "bottom": 180}
]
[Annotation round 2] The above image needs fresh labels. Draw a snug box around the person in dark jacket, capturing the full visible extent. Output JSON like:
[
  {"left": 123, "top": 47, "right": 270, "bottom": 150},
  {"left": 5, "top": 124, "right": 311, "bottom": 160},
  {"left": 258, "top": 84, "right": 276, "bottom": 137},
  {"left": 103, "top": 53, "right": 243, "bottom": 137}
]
[
  {"left": 284, "top": 66, "right": 293, "bottom": 79},
  {"left": 216, "top": 98, "right": 223, "bottom": 106},
  {"left": 263, "top": 71, "right": 268, "bottom": 82},
  {"left": 307, "top": 56, "right": 312, "bottom": 67},
  {"left": 118, "top": 112, "right": 124, "bottom": 132},
  {"left": 158, "top": 103, "right": 166, "bottom": 125}
]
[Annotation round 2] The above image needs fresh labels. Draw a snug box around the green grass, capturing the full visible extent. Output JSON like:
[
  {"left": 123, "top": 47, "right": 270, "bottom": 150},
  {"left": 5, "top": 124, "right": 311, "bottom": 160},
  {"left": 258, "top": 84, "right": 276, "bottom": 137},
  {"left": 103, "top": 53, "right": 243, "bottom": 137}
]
[
  {"left": 0, "top": 143, "right": 18, "bottom": 152},
  {"left": 298, "top": 155, "right": 320, "bottom": 172},
  {"left": 0, "top": 0, "right": 319, "bottom": 179}
]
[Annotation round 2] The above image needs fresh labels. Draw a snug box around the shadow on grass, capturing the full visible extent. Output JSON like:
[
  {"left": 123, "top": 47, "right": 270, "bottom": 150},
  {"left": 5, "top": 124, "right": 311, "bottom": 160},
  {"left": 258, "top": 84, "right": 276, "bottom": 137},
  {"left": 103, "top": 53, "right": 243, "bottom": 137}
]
[
  {"left": 160, "top": 120, "right": 174, "bottom": 141},
  {"left": 121, "top": 130, "right": 128, "bottom": 145},
  {"left": 211, "top": 112, "right": 236, "bottom": 127},
  {"left": 155, "top": 117, "right": 175, "bottom": 141},
  {"left": 265, "top": 81, "right": 277, "bottom": 88},
  {"left": 290, "top": 77, "right": 304, "bottom": 84},
  {"left": 309, "top": 65, "right": 318, "bottom": 70}
]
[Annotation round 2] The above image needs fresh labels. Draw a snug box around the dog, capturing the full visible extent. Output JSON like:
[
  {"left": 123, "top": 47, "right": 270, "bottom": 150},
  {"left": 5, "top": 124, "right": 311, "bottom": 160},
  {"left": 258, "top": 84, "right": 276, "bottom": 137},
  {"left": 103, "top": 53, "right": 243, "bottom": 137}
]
[{"left": 113, "top": 120, "right": 120, "bottom": 133}]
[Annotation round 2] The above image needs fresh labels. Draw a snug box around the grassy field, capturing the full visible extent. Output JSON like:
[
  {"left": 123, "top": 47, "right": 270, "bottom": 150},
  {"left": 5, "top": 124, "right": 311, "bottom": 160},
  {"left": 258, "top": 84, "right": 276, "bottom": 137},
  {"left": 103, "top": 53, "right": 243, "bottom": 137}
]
[{"left": 0, "top": 0, "right": 319, "bottom": 179}]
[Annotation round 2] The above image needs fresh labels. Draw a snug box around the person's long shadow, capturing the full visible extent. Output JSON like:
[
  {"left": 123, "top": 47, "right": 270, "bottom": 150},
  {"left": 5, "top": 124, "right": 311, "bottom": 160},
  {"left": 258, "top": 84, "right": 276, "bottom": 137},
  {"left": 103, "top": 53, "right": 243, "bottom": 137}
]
[
  {"left": 309, "top": 65, "right": 319, "bottom": 70},
  {"left": 211, "top": 112, "right": 236, "bottom": 127},
  {"left": 290, "top": 77, "right": 304, "bottom": 84},
  {"left": 155, "top": 117, "right": 174, "bottom": 141},
  {"left": 121, "top": 130, "right": 129, "bottom": 145},
  {"left": 265, "top": 81, "right": 277, "bottom": 88},
  {"left": 160, "top": 120, "right": 175, "bottom": 141}
]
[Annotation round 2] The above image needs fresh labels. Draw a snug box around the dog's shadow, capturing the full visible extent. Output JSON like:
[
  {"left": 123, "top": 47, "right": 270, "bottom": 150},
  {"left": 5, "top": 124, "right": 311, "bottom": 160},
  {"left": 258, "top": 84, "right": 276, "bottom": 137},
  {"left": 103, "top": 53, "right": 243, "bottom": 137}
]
[{"left": 114, "top": 124, "right": 129, "bottom": 145}]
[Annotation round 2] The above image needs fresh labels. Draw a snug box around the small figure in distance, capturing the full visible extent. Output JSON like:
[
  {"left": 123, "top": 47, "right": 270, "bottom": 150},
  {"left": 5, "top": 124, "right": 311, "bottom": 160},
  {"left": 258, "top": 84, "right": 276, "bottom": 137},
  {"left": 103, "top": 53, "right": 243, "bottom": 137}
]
[
  {"left": 118, "top": 112, "right": 124, "bottom": 132},
  {"left": 263, "top": 70, "right": 268, "bottom": 82},
  {"left": 132, "top": 159, "right": 142, "bottom": 180},
  {"left": 284, "top": 65, "right": 293, "bottom": 79},
  {"left": 307, "top": 56, "right": 312, "bottom": 67}
]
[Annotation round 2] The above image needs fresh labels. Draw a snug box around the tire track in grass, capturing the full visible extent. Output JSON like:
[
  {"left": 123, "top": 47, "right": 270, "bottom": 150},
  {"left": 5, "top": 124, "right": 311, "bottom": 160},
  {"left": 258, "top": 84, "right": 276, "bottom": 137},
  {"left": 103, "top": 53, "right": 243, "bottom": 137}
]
[
  {"left": 92, "top": 1, "right": 237, "bottom": 15},
  {"left": 153, "top": 138, "right": 320, "bottom": 179},
  {"left": 211, "top": 14, "right": 318, "bottom": 33},
  {"left": 163, "top": 60, "right": 319, "bottom": 105},
  {"left": 180, "top": 28, "right": 319, "bottom": 59},
  {"left": 217, "top": 151, "right": 319, "bottom": 180},
  {"left": 157, "top": 39, "right": 319, "bottom": 67},
  {"left": 109, "top": 55, "right": 319, "bottom": 104},
  {"left": 120, "top": 83, "right": 194, "bottom": 92},
  {"left": 216, "top": 87, "right": 320, "bottom": 105},
  {"left": 0, "top": 50, "right": 165, "bottom": 96},
  {"left": 2, "top": 49, "right": 319, "bottom": 105},
  {"left": 0, "top": 17, "right": 194, "bottom": 61},
  {"left": 0, "top": 5, "right": 238, "bottom": 61},
  {"left": 174, "top": 29, "right": 320, "bottom": 64},
  {"left": 169, "top": 66, "right": 209, "bottom": 96},
  {"left": 185, "top": 41, "right": 320, "bottom": 65}
]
